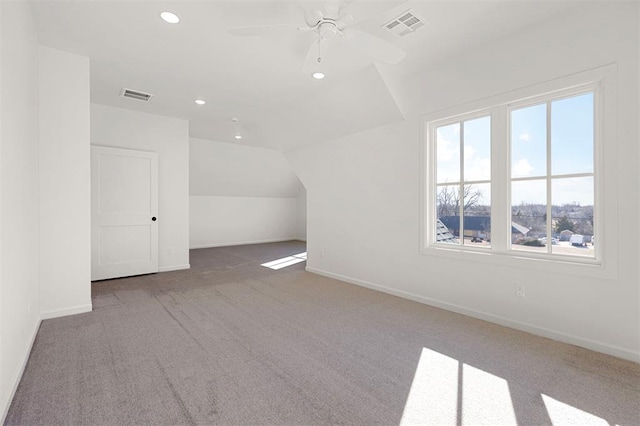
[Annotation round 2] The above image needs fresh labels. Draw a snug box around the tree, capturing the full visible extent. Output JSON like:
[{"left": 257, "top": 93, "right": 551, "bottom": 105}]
[
  {"left": 512, "top": 203, "right": 546, "bottom": 235},
  {"left": 554, "top": 215, "right": 575, "bottom": 234},
  {"left": 437, "top": 184, "right": 483, "bottom": 217}
]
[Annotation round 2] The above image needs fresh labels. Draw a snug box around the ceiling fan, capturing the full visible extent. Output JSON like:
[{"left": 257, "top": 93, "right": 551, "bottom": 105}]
[{"left": 227, "top": 0, "right": 407, "bottom": 77}]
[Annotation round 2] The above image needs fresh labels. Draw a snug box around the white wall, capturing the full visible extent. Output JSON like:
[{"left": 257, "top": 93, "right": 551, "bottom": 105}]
[
  {"left": 39, "top": 46, "right": 91, "bottom": 319},
  {"left": 0, "top": 1, "right": 41, "bottom": 420},
  {"left": 190, "top": 196, "right": 298, "bottom": 248},
  {"left": 297, "top": 186, "right": 307, "bottom": 241},
  {"left": 287, "top": 3, "right": 640, "bottom": 361},
  {"left": 637, "top": 4, "right": 640, "bottom": 340},
  {"left": 190, "top": 137, "right": 302, "bottom": 248},
  {"left": 91, "top": 104, "right": 190, "bottom": 272},
  {"left": 190, "top": 137, "right": 301, "bottom": 197}
]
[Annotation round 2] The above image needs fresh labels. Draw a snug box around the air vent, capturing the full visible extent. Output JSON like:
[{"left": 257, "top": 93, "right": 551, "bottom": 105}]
[
  {"left": 383, "top": 10, "right": 426, "bottom": 37},
  {"left": 120, "top": 88, "right": 153, "bottom": 102}
]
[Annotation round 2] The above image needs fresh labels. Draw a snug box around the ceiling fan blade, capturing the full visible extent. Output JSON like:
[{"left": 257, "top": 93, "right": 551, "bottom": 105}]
[
  {"left": 334, "top": 13, "right": 353, "bottom": 30},
  {"left": 339, "top": 0, "right": 355, "bottom": 14},
  {"left": 227, "top": 24, "right": 303, "bottom": 37},
  {"left": 321, "top": 0, "right": 343, "bottom": 17},
  {"left": 342, "top": 28, "right": 406, "bottom": 64},
  {"left": 295, "top": 0, "right": 323, "bottom": 26}
]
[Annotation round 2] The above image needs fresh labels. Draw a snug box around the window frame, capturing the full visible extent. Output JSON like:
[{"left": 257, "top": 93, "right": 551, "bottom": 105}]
[
  {"left": 430, "top": 110, "right": 494, "bottom": 252},
  {"left": 420, "top": 66, "right": 616, "bottom": 278},
  {"left": 507, "top": 85, "right": 599, "bottom": 259}
]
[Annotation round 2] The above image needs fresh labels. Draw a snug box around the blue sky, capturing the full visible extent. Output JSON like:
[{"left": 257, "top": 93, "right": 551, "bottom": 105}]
[
  {"left": 511, "top": 92, "right": 594, "bottom": 205},
  {"left": 437, "top": 92, "right": 594, "bottom": 207},
  {"left": 511, "top": 92, "right": 593, "bottom": 178}
]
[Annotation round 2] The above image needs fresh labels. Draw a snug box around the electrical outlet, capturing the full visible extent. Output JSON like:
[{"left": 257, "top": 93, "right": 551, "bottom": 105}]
[
  {"left": 168, "top": 247, "right": 174, "bottom": 255},
  {"left": 515, "top": 284, "right": 526, "bottom": 297},
  {"left": 321, "top": 249, "right": 325, "bottom": 257}
]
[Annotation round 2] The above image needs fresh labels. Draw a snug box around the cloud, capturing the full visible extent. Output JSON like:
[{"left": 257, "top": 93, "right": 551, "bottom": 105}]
[
  {"left": 552, "top": 177, "right": 594, "bottom": 206},
  {"left": 465, "top": 145, "right": 476, "bottom": 157},
  {"left": 436, "top": 125, "right": 491, "bottom": 183},
  {"left": 511, "top": 180, "right": 546, "bottom": 205},
  {"left": 513, "top": 158, "right": 534, "bottom": 177},
  {"left": 519, "top": 133, "right": 531, "bottom": 141},
  {"left": 437, "top": 137, "right": 457, "bottom": 162},
  {"left": 465, "top": 157, "right": 491, "bottom": 181},
  {"left": 436, "top": 131, "right": 460, "bottom": 182}
]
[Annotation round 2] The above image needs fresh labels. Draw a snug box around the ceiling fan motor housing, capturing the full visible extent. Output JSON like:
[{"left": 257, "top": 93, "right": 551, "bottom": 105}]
[{"left": 318, "top": 20, "right": 339, "bottom": 38}]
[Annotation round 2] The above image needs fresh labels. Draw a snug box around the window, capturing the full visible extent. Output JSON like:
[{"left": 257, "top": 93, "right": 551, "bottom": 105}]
[
  {"left": 423, "top": 74, "right": 606, "bottom": 266},
  {"left": 435, "top": 116, "right": 492, "bottom": 248},
  {"left": 510, "top": 92, "right": 595, "bottom": 257}
]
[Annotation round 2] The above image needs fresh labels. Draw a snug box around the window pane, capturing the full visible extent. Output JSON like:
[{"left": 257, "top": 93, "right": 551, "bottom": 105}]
[
  {"left": 511, "top": 103, "right": 547, "bottom": 178},
  {"left": 551, "top": 177, "right": 594, "bottom": 257},
  {"left": 551, "top": 93, "right": 594, "bottom": 175},
  {"left": 463, "top": 183, "right": 491, "bottom": 248},
  {"left": 437, "top": 185, "right": 461, "bottom": 244},
  {"left": 511, "top": 180, "right": 546, "bottom": 253},
  {"left": 464, "top": 116, "right": 491, "bottom": 181},
  {"left": 437, "top": 123, "right": 460, "bottom": 183}
]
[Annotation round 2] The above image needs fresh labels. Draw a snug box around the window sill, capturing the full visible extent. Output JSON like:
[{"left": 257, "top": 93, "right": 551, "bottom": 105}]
[{"left": 420, "top": 245, "right": 614, "bottom": 280}]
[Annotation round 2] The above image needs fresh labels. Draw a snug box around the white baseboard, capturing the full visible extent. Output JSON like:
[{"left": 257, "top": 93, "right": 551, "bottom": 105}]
[
  {"left": 158, "top": 264, "right": 190, "bottom": 273},
  {"left": 1, "top": 317, "right": 41, "bottom": 425},
  {"left": 190, "top": 238, "right": 301, "bottom": 249},
  {"left": 306, "top": 266, "right": 640, "bottom": 363},
  {"left": 41, "top": 304, "right": 93, "bottom": 320}
]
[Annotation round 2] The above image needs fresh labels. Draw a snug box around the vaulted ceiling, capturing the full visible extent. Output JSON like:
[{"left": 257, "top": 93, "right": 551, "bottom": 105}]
[{"left": 33, "top": 0, "right": 576, "bottom": 152}]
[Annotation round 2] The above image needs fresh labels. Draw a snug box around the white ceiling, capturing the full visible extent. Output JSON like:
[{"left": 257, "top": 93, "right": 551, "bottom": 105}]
[{"left": 32, "top": 0, "right": 577, "bottom": 152}]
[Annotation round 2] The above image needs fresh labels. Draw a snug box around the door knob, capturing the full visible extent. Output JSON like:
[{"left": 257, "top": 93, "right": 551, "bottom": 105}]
[{"left": 152, "top": 217, "right": 157, "bottom": 221}]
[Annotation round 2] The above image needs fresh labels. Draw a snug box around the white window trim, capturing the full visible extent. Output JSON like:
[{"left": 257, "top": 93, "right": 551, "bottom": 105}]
[
  {"left": 426, "top": 108, "right": 495, "bottom": 255},
  {"left": 507, "top": 83, "right": 599, "bottom": 259},
  {"left": 419, "top": 65, "right": 617, "bottom": 279}
]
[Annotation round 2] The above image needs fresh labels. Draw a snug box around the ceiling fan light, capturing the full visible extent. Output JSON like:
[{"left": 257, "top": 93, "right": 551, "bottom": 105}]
[
  {"left": 312, "top": 72, "right": 325, "bottom": 79},
  {"left": 160, "top": 11, "right": 180, "bottom": 24}
]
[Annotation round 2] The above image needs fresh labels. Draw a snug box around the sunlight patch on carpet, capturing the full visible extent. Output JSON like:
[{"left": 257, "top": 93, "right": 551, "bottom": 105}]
[
  {"left": 401, "top": 347, "right": 612, "bottom": 426},
  {"left": 542, "top": 394, "right": 608, "bottom": 426},
  {"left": 261, "top": 252, "right": 307, "bottom": 270},
  {"left": 461, "top": 363, "right": 517, "bottom": 425},
  {"left": 400, "top": 348, "right": 459, "bottom": 425},
  {"left": 400, "top": 348, "right": 517, "bottom": 425}
]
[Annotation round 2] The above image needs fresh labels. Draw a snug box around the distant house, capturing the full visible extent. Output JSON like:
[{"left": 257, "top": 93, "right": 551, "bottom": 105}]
[
  {"left": 439, "top": 216, "right": 530, "bottom": 242},
  {"left": 510, "top": 221, "right": 531, "bottom": 242},
  {"left": 435, "top": 219, "right": 457, "bottom": 243},
  {"left": 559, "top": 229, "right": 574, "bottom": 241}
]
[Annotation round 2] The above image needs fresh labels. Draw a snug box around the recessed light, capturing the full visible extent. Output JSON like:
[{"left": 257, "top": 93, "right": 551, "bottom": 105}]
[
  {"left": 234, "top": 135, "right": 243, "bottom": 140},
  {"left": 312, "top": 72, "right": 325, "bottom": 80},
  {"left": 194, "top": 99, "right": 206, "bottom": 105},
  {"left": 160, "top": 12, "right": 180, "bottom": 24}
]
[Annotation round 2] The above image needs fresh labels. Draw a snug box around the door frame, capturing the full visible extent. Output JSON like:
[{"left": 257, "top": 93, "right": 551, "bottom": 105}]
[{"left": 91, "top": 145, "right": 159, "bottom": 281}]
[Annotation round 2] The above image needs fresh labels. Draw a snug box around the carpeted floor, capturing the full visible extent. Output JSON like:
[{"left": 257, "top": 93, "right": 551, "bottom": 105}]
[{"left": 6, "top": 241, "right": 640, "bottom": 425}]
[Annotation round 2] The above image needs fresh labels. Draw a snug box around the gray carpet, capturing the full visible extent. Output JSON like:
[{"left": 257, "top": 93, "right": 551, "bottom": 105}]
[{"left": 5, "top": 241, "right": 640, "bottom": 425}]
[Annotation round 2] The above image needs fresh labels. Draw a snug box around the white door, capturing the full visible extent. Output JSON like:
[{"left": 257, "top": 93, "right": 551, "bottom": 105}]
[{"left": 91, "top": 146, "right": 158, "bottom": 281}]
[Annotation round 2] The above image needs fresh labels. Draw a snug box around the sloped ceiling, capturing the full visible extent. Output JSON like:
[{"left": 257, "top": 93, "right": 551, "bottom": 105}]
[{"left": 33, "top": 0, "right": 577, "bottom": 152}]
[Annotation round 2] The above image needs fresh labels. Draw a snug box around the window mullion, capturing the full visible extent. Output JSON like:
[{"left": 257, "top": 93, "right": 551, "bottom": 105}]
[
  {"left": 459, "top": 122, "right": 465, "bottom": 245},
  {"left": 546, "top": 101, "right": 552, "bottom": 254},
  {"left": 492, "top": 106, "right": 509, "bottom": 252}
]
